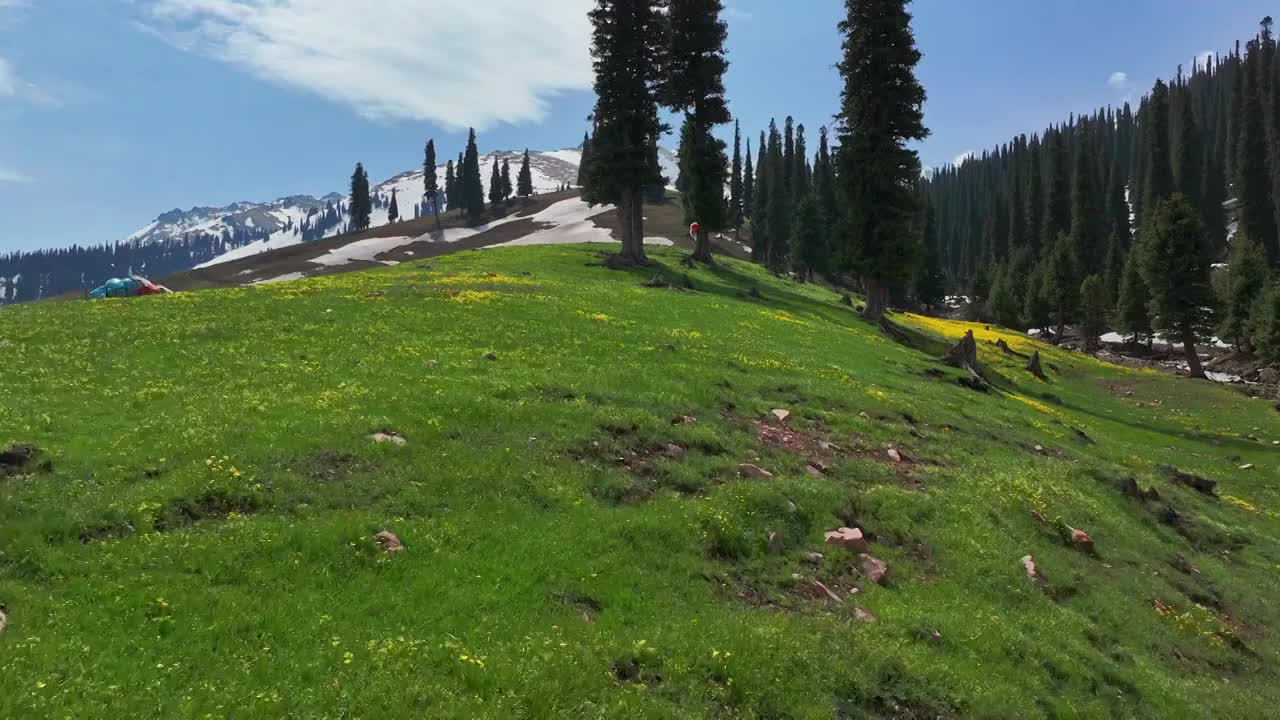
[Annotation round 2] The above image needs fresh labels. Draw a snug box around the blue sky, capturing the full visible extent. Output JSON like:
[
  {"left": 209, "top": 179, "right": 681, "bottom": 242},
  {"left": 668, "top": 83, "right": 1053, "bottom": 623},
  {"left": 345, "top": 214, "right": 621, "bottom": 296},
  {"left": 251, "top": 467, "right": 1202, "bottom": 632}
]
[{"left": 0, "top": 0, "right": 1274, "bottom": 253}]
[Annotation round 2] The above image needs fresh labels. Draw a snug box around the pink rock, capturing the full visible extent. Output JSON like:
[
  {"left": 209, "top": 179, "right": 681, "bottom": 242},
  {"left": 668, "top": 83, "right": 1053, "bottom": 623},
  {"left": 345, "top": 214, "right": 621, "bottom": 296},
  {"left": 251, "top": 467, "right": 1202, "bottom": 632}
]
[
  {"left": 1070, "top": 528, "right": 1094, "bottom": 553},
  {"left": 1021, "top": 554, "right": 1041, "bottom": 582},
  {"left": 374, "top": 531, "right": 404, "bottom": 553},
  {"left": 858, "top": 553, "right": 889, "bottom": 585},
  {"left": 813, "top": 580, "right": 843, "bottom": 603},
  {"left": 738, "top": 463, "right": 773, "bottom": 479},
  {"left": 887, "top": 448, "right": 903, "bottom": 463},
  {"left": 854, "top": 607, "right": 877, "bottom": 624},
  {"left": 771, "top": 408, "right": 791, "bottom": 422},
  {"left": 824, "top": 527, "right": 868, "bottom": 553}
]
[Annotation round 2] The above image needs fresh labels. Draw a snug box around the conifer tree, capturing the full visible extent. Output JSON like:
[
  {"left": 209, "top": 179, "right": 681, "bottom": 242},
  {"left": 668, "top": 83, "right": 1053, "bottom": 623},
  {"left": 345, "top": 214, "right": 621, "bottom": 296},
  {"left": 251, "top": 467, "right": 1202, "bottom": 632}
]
[
  {"left": 1218, "top": 234, "right": 1269, "bottom": 348},
  {"left": 765, "top": 121, "right": 789, "bottom": 270},
  {"left": 462, "top": 129, "right": 485, "bottom": 224},
  {"left": 783, "top": 116, "right": 795, "bottom": 197},
  {"left": 916, "top": 200, "right": 946, "bottom": 312},
  {"left": 793, "top": 124, "right": 809, "bottom": 196},
  {"left": 517, "top": 149, "right": 534, "bottom": 198},
  {"left": 584, "top": 0, "right": 667, "bottom": 264},
  {"left": 1140, "top": 80, "right": 1175, "bottom": 225},
  {"left": 1069, "top": 127, "right": 1106, "bottom": 276},
  {"left": 349, "top": 162, "right": 372, "bottom": 232},
  {"left": 730, "top": 120, "right": 743, "bottom": 229},
  {"left": 1104, "top": 163, "right": 1131, "bottom": 253},
  {"left": 742, "top": 138, "right": 755, "bottom": 219},
  {"left": 1043, "top": 232, "right": 1079, "bottom": 341},
  {"left": 835, "top": 0, "right": 929, "bottom": 319},
  {"left": 1102, "top": 231, "right": 1125, "bottom": 303},
  {"left": 500, "top": 158, "right": 513, "bottom": 202},
  {"left": 1042, "top": 129, "right": 1072, "bottom": 249},
  {"left": 988, "top": 263, "right": 1021, "bottom": 328},
  {"left": 1023, "top": 140, "right": 1044, "bottom": 254},
  {"left": 1238, "top": 41, "right": 1278, "bottom": 264},
  {"left": 577, "top": 130, "right": 593, "bottom": 188},
  {"left": 1113, "top": 248, "right": 1152, "bottom": 344},
  {"left": 388, "top": 188, "right": 400, "bottom": 224},
  {"left": 444, "top": 160, "right": 456, "bottom": 213},
  {"left": 489, "top": 159, "right": 503, "bottom": 206},
  {"left": 1079, "top": 274, "right": 1108, "bottom": 350},
  {"left": 1249, "top": 282, "right": 1280, "bottom": 361},
  {"left": 1140, "top": 194, "right": 1214, "bottom": 378},
  {"left": 790, "top": 193, "right": 824, "bottom": 280},
  {"left": 664, "top": 0, "right": 731, "bottom": 263},
  {"left": 1174, "top": 88, "right": 1203, "bottom": 213},
  {"left": 752, "top": 130, "right": 769, "bottom": 262},
  {"left": 424, "top": 139, "right": 442, "bottom": 231},
  {"left": 813, "top": 126, "right": 840, "bottom": 265},
  {"left": 1023, "top": 263, "right": 1052, "bottom": 334}
]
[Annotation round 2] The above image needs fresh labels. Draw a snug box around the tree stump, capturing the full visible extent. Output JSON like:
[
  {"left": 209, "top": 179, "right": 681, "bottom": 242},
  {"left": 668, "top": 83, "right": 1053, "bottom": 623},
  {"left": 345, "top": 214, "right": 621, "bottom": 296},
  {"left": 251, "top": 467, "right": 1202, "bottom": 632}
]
[
  {"left": 1026, "top": 350, "right": 1047, "bottom": 380},
  {"left": 943, "top": 330, "right": 979, "bottom": 370},
  {"left": 995, "top": 338, "right": 1029, "bottom": 359}
]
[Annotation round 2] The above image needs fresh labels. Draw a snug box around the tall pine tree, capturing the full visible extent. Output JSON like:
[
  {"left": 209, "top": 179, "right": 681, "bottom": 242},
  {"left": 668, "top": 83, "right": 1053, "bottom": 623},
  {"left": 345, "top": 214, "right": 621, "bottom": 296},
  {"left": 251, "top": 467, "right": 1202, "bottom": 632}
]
[
  {"left": 835, "top": 0, "right": 929, "bottom": 319},
  {"left": 577, "top": 130, "right": 593, "bottom": 188},
  {"left": 1239, "top": 38, "right": 1279, "bottom": 264},
  {"left": 742, "top": 138, "right": 755, "bottom": 219},
  {"left": 349, "top": 162, "right": 372, "bottom": 232},
  {"left": 730, "top": 120, "right": 743, "bottom": 230},
  {"left": 424, "top": 139, "right": 442, "bottom": 231},
  {"left": 444, "top": 160, "right": 456, "bottom": 213},
  {"left": 489, "top": 158, "right": 504, "bottom": 206},
  {"left": 517, "top": 149, "right": 534, "bottom": 198},
  {"left": 462, "top": 129, "right": 485, "bottom": 224},
  {"left": 1141, "top": 194, "right": 1215, "bottom": 378},
  {"left": 584, "top": 0, "right": 667, "bottom": 264},
  {"left": 663, "top": 0, "right": 732, "bottom": 263}
]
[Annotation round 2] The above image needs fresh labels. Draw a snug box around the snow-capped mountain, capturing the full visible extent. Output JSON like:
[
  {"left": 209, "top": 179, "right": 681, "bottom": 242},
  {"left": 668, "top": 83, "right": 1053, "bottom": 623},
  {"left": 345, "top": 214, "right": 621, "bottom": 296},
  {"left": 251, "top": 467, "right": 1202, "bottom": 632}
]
[
  {"left": 148, "top": 147, "right": 678, "bottom": 268},
  {"left": 0, "top": 146, "right": 679, "bottom": 304}
]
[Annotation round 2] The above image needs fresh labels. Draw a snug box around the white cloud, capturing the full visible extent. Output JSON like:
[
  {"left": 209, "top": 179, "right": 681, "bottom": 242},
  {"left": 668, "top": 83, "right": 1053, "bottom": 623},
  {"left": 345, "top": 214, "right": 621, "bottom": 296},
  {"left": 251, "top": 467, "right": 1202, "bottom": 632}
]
[
  {"left": 136, "top": 0, "right": 596, "bottom": 129},
  {"left": 1107, "top": 72, "right": 1133, "bottom": 92},
  {"left": 0, "top": 166, "right": 31, "bottom": 183},
  {"left": 953, "top": 150, "right": 974, "bottom": 167},
  {"left": 1108, "top": 71, "right": 1136, "bottom": 105},
  {"left": 1193, "top": 50, "right": 1215, "bottom": 70}
]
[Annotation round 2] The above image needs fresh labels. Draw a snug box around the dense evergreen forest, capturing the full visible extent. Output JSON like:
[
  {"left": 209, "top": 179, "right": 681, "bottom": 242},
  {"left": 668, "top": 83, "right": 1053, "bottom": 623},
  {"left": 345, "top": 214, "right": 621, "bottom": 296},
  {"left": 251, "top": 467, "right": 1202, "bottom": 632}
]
[
  {"left": 918, "top": 19, "right": 1280, "bottom": 371},
  {"left": 662, "top": 16, "right": 1280, "bottom": 374}
]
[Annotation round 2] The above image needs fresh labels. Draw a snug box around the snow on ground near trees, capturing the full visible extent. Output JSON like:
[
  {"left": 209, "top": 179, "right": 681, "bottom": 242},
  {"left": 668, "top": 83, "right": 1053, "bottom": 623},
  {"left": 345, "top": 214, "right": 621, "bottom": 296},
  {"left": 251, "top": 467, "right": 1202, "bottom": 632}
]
[
  {"left": 249, "top": 272, "right": 307, "bottom": 285},
  {"left": 490, "top": 197, "right": 673, "bottom": 248},
  {"left": 196, "top": 230, "right": 313, "bottom": 269},
  {"left": 310, "top": 237, "right": 411, "bottom": 267}
]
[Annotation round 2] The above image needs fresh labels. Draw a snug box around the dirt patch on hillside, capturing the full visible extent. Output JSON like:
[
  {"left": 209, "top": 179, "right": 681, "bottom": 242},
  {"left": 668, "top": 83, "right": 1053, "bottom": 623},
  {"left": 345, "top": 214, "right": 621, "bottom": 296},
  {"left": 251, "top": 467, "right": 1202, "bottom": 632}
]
[
  {"left": 589, "top": 197, "right": 751, "bottom": 260},
  {"left": 376, "top": 218, "right": 555, "bottom": 263},
  {"left": 158, "top": 191, "right": 578, "bottom": 292}
]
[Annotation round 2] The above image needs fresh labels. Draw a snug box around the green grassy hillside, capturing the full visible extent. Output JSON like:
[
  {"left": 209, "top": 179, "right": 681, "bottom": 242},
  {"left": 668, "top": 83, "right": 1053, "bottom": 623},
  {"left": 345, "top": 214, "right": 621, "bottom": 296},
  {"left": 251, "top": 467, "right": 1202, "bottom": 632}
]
[{"left": 1, "top": 245, "right": 1278, "bottom": 718}]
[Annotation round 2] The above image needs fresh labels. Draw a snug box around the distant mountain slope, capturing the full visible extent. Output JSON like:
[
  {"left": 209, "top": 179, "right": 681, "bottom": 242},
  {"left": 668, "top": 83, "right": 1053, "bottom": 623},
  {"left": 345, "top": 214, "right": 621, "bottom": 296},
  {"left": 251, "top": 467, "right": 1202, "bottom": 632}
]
[{"left": 0, "top": 147, "right": 679, "bottom": 304}]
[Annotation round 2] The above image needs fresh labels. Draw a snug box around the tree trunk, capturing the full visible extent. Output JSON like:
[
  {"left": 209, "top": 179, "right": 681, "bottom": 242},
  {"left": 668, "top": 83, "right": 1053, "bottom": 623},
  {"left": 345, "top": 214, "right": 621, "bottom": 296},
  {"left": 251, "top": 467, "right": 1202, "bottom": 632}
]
[
  {"left": 691, "top": 227, "right": 713, "bottom": 263},
  {"left": 1026, "top": 350, "right": 1046, "bottom": 380},
  {"left": 863, "top": 278, "right": 886, "bottom": 321},
  {"left": 1054, "top": 319, "right": 1065, "bottom": 346},
  {"left": 1182, "top": 327, "right": 1206, "bottom": 379},
  {"left": 433, "top": 195, "right": 442, "bottom": 234},
  {"left": 618, "top": 187, "right": 647, "bottom": 265}
]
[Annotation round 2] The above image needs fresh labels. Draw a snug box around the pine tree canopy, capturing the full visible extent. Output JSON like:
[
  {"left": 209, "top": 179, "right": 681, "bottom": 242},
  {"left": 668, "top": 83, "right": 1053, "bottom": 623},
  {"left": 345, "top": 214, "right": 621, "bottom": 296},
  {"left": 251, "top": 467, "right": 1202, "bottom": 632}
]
[{"left": 835, "top": 0, "right": 929, "bottom": 318}]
